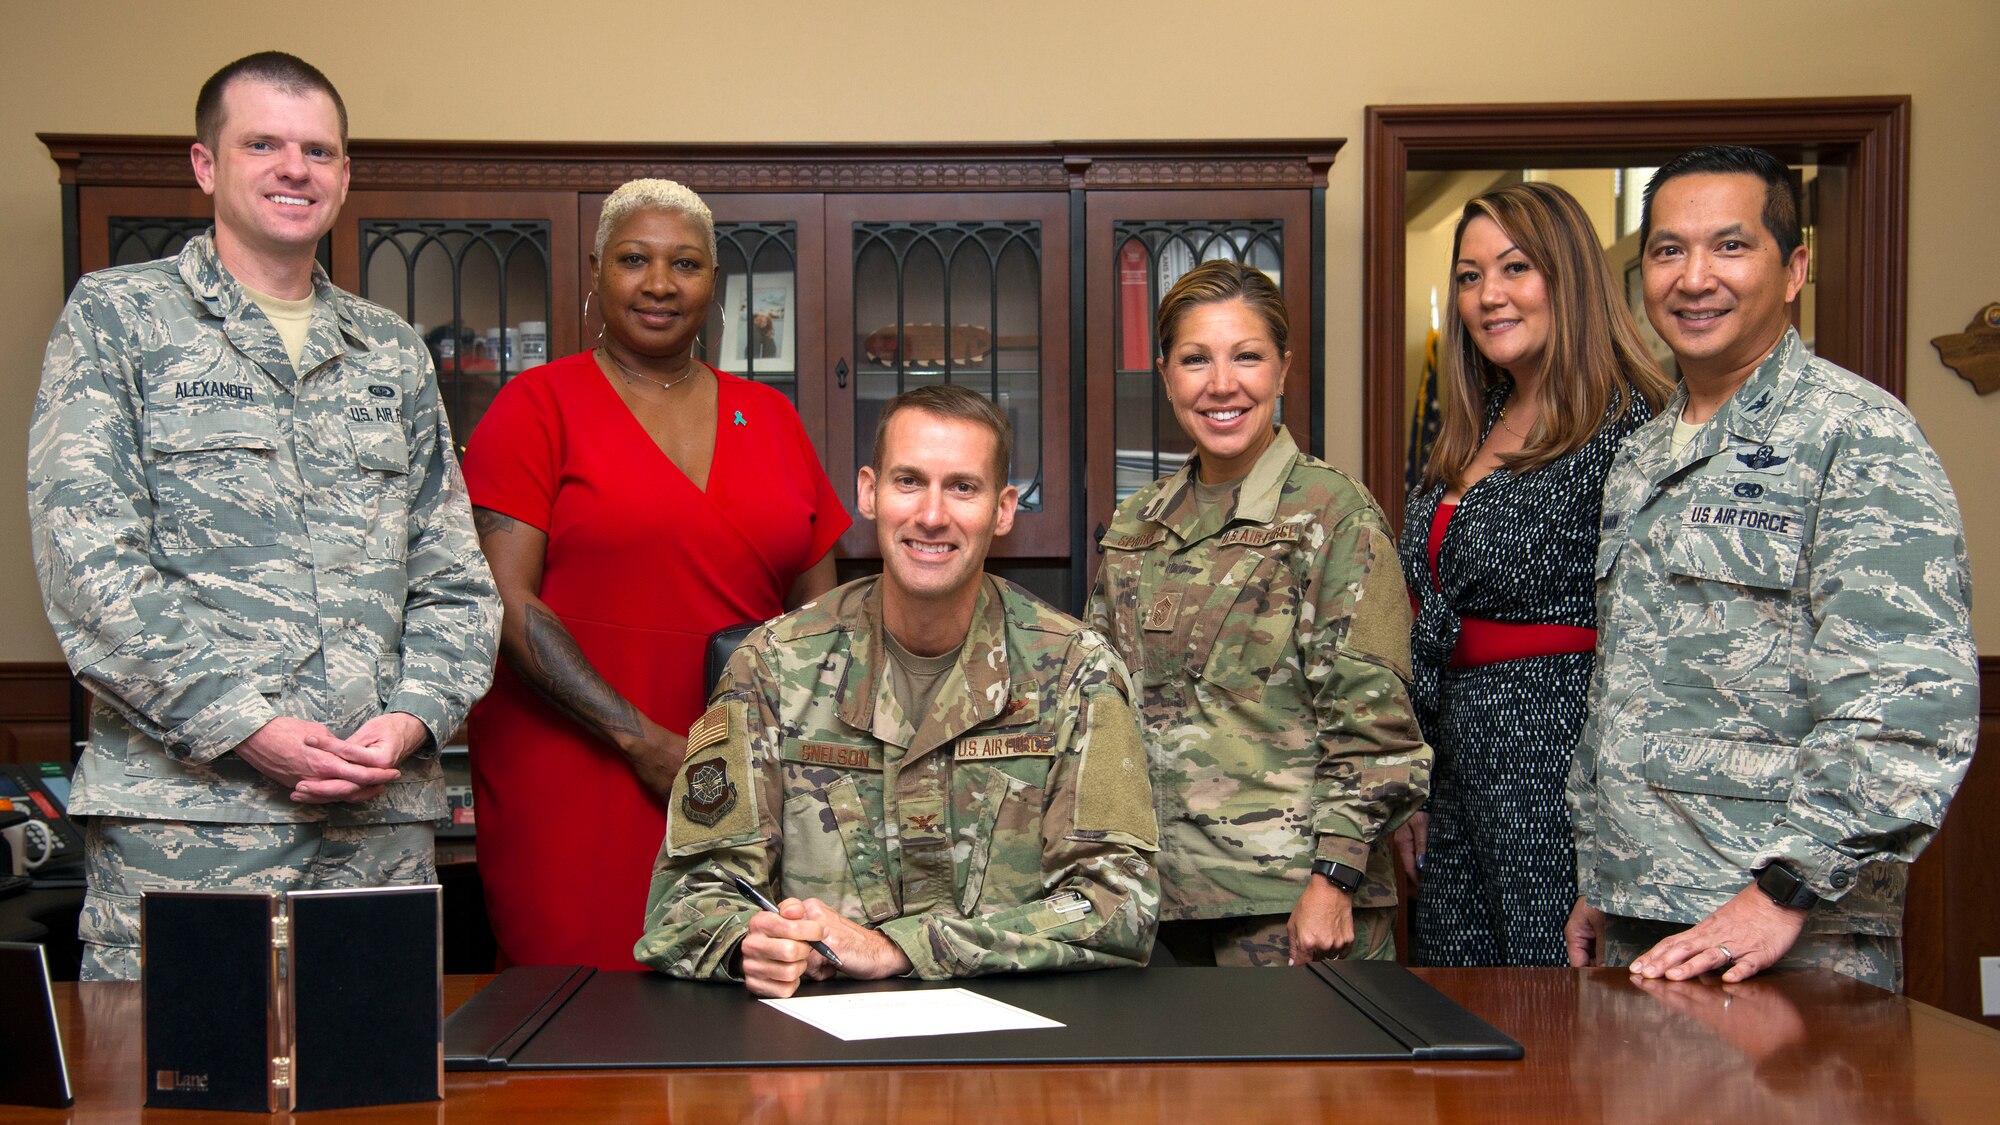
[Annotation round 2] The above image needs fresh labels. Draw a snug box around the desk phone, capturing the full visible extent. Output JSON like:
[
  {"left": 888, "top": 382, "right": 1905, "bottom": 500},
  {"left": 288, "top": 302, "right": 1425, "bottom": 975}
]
[{"left": 0, "top": 762, "right": 85, "bottom": 876}]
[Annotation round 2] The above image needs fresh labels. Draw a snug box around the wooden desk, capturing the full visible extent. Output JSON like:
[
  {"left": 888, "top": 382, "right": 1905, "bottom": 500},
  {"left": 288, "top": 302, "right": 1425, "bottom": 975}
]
[{"left": 12, "top": 968, "right": 2000, "bottom": 1123}]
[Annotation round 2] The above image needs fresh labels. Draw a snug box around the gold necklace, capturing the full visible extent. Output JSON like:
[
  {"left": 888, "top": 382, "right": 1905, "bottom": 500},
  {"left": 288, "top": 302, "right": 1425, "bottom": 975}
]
[
  {"left": 600, "top": 346, "right": 699, "bottom": 392},
  {"left": 1496, "top": 388, "right": 1536, "bottom": 436},
  {"left": 1496, "top": 402, "right": 1533, "bottom": 440}
]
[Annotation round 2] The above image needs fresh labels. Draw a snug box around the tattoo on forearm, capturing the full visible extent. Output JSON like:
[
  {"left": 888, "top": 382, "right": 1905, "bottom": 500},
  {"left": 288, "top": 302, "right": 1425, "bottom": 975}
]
[
  {"left": 523, "top": 603, "right": 644, "bottom": 742},
  {"left": 473, "top": 507, "right": 517, "bottom": 538}
]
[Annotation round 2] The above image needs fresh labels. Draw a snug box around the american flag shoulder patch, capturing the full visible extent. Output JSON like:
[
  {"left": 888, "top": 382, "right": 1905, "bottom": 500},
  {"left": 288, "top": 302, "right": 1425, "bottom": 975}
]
[{"left": 687, "top": 703, "right": 730, "bottom": 756}]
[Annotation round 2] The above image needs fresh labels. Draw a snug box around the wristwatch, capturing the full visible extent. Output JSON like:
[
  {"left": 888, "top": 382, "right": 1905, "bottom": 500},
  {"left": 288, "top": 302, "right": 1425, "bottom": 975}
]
[
  {"left": 1310, "top": 858, "right": 1364, "bottom": 894},
  {"left": 1754, "top": 862, "right": 1821, "bottom": 911}
]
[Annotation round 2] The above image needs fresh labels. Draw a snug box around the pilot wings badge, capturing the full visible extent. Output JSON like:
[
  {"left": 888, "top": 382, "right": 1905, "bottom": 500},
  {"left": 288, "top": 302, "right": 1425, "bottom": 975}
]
[{"left": 1735, "top": 444, "right": 1789, "bottom": 470}]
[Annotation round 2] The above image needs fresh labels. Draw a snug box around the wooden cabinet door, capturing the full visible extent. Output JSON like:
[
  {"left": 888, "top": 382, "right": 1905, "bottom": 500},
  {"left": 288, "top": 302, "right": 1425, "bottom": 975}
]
[
  {"left": 1082, "top": 190, "right": 1313, "bottom": 581},
  {"left": 75, "top": 186, "right": 214, "bottom": 274},
  {"left": 824, "top": 193, "right": 1071, "bottom": 559},
  {"left": 331, "top": 190, "right": 580, "bottom": 451},
  {"left": 705, "top": 195, "right": 829, "bottom": 457}
]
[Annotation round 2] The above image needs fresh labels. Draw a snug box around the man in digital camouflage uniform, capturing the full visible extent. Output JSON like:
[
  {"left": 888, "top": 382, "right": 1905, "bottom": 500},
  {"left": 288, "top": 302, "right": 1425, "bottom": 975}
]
[
  {"left": 636, "top": 385, "right": 1159, "bottom": 997},
  {"left": 28, "top": 52, "right": 498, "bottom": 980},
  {"left": 1564, "top": 146, "right": 1976, "bottom": 990}
]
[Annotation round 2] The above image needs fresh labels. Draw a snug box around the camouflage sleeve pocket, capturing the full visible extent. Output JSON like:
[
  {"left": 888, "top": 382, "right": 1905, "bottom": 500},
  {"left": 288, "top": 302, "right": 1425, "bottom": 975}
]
[
  {"left": 1593, "top": 532, "right": 1623, "bottom": 581},
  {"left": 1339, "top": 525, "right": 1414, "bottom": 682},
  {"left": 374, "top": 653, "right": 402, "bottom": 710},
  {"left": 1017, "top": 889, "right": 1098, "bottom": 936},
  {"left": 1073, "top": 692, "right": 1158, "bottom": 848}
]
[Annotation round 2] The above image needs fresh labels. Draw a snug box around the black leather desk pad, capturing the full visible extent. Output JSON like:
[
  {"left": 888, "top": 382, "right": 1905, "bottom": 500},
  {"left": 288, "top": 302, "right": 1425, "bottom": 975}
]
[{"left": 446, "top": 961, "right": 1520, "bottom": 1069}]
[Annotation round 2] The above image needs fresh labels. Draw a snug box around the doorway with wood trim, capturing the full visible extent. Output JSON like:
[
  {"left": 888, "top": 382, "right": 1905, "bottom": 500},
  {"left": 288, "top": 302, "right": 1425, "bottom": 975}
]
[
  {"left": 1354, "top": 96, "right": 2000, "bottom": 1022},
  {"left": 1362, "top": 97, "right": 1909, "bottom": 528}
]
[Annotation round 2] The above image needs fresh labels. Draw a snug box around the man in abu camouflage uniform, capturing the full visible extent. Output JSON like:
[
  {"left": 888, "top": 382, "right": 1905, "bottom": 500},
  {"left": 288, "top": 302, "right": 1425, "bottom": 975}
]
[
  {"left": 27, "top": 52, "right": 498, "bottom": 980},
  {"left": 636, "top": 385, "right": 1158, "bottom": 997},
  {"left": 1564, "top": 146, "right": 1976, "bottom": 990}
]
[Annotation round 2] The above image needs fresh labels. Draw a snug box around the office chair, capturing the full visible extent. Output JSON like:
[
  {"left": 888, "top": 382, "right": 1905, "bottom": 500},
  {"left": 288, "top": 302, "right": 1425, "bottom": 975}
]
[{"left": 703, "top": 622, "right": 760, "bottom": 697}]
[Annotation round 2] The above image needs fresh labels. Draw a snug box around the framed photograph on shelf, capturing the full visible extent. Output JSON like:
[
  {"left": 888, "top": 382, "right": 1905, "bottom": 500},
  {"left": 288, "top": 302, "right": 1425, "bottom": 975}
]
[{"left": 724, "top": 272, "right": 795, "bottom": 374}]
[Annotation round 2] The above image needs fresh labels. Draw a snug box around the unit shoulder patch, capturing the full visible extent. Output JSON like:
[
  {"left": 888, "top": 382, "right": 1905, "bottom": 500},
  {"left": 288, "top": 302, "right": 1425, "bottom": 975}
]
[
  {"left": 681, "top": 757, "right": 738, "bottom": 827},
  {"left": 667, "top": 698, "right": 758, "bottom": 851}
]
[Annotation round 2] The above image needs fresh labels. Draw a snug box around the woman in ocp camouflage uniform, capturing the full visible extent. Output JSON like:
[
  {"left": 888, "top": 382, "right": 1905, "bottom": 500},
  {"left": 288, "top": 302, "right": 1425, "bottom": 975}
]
[{"left": 1086, "top": 261, "right": 1431, "bottom": 966}]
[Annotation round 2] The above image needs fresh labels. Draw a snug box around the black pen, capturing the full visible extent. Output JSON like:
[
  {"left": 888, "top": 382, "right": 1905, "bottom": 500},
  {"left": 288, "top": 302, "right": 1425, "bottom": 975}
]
[{"left": 731, "top": 875, "right": 842, "bottom": 967}]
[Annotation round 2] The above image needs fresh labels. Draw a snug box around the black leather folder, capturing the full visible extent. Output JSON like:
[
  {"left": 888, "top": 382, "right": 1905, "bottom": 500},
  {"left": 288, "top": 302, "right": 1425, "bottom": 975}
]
[
  {"left": 442, "top": 964, "right": 596, "bottom": 1071},
  {"left": 445, "top": 961, "right": 1521, "bottom": 1069},
  {"left": 143, "top": 886, "right": 442, "bottom": 1111}
]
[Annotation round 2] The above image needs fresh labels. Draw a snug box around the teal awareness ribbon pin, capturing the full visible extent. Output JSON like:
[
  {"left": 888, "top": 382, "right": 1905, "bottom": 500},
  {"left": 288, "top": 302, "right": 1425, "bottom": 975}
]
[{"left": 733, "top": 410, "right": 747, "bottom": 426}]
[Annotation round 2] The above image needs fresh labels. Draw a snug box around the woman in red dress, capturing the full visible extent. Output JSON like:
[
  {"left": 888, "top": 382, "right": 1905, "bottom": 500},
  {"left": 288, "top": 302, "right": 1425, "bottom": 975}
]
[{"left": 462, "top": 180, "right": 848, "bottom": 970}]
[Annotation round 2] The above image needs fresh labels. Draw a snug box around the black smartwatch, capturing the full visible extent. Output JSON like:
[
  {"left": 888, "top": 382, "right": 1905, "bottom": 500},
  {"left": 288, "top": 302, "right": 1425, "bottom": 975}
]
[
  {"left": 1754, "top": 862, "right": 1820, "bottom": 911},
  {"left": 1310, "top": 858, "right": 1364, "bottom": 894}
]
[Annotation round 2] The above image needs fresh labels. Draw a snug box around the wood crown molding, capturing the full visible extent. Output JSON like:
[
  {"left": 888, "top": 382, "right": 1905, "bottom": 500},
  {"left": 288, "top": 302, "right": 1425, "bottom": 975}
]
[{"left": 40, "top": 136, "right": 1342, "bottom": 193}]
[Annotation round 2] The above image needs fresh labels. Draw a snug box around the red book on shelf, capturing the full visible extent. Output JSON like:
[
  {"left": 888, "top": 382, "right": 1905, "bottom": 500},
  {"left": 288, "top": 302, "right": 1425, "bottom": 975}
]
[{"left": 1118, "top": 240, "right": 1152, "bottom": 371}]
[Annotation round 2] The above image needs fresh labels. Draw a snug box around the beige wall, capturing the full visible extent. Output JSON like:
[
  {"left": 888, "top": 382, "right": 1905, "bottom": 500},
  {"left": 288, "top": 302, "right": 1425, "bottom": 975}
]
[
  {"left": 4, "top": 0, "right": 1997, "bottom": 661},
  {"left": 1403, "top": 170, "right": 1511, "bottom": 449},
  {"left": 1531, "top": 169, "right": 1619, "bottom": 247}
]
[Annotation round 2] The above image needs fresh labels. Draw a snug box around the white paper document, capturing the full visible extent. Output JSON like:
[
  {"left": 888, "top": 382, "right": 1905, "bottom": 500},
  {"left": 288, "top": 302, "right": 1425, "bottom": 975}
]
[{"left": 760, "top": 988, "right": 1065, "bottom": 1042}]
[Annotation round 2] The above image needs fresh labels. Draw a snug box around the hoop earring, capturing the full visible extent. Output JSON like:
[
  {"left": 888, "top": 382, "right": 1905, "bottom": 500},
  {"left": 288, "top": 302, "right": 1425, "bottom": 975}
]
[{"left": 584, "top": 291, "right": 600, "bottom": 344}]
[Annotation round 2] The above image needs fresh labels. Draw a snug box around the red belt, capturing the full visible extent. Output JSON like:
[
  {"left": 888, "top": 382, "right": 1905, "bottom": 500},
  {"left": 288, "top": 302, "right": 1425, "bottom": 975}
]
[{"left": 1449, "top": 618, "right": 1597, "bottom": 669}]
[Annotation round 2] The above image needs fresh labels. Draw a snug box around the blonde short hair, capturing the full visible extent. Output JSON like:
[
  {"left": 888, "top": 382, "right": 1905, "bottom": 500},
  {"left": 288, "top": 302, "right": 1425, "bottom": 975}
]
[{"left": 594, "top": 179, "right": 717, "bottom": 261}]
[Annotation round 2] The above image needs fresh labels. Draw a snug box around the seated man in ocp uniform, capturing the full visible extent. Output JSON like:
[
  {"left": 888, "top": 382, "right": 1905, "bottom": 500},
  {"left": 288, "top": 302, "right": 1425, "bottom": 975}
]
[{"left": 636, "top": 385, "right": 1160, "bottom": 996}]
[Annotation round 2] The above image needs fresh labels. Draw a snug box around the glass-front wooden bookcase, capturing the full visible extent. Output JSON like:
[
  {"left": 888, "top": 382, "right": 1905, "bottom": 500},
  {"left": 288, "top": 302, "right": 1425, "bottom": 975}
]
[{"left": 43, "top": 136, "right": 1339, "bottom": 611}]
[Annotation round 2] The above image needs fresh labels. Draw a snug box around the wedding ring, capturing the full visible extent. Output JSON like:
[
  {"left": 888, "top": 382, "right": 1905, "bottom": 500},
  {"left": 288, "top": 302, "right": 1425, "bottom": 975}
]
[{"left": 1716, "top": 944, "right": 1734, "bottom": 962}]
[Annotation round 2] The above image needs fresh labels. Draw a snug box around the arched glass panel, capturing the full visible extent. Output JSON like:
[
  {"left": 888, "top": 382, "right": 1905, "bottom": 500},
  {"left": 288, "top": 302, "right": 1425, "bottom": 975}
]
[
  {"left": 1110, "top": 219, "right": 1284, "bottom": 502},
  {"left": 703, "top": 221, "right": 800, "bottom": 402},
  {"left": 851, "top": 220, "right": 1044, "bottom": 510},
  {"left": 106, "top": 217, "right": 208, "bottom": 267},
  {"left": 356, "top": 219, "right": 551, "bottom": 447}
]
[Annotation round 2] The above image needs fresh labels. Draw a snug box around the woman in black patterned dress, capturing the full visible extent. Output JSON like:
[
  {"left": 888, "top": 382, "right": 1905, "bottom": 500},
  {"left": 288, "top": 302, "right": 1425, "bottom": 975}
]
[{"left": 1394, "top": 182, "right": 1671, "bottom": 966}]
